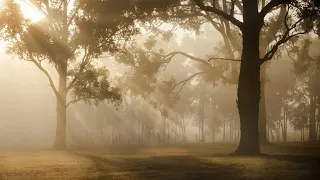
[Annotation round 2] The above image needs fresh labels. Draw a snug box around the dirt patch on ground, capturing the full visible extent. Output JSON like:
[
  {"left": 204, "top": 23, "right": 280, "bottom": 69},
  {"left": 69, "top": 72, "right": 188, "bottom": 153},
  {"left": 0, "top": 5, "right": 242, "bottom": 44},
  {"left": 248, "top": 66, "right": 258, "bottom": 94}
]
[{"left": 1, "top": 144, "right": 320, "bottom": 180}]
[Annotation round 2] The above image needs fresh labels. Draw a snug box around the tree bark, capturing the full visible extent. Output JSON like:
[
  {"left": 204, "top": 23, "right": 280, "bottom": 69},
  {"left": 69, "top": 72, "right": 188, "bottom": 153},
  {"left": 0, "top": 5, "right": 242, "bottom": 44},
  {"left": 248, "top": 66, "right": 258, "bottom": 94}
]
[
  {"left": 53, "top": 0, "right": 68, "bottom": 150},
  {"left": 259, "top": 64, "right": 269, "bottom": 144},
  {"left": 234, "top": 0, "right": 261, "bottom": 155},
  {"left": 53, "top": 66, "right": 67, "bottom": 149}
]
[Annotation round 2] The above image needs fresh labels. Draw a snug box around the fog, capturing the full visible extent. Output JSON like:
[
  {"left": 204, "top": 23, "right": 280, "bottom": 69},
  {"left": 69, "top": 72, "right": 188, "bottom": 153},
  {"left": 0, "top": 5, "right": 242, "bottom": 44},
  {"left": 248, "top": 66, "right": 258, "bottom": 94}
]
[
  {"left": 0, "top": 24, "right": 318, "bottom": 149},
  {"left": 1, "top": 1, "right": 320, "bottom": 179}
]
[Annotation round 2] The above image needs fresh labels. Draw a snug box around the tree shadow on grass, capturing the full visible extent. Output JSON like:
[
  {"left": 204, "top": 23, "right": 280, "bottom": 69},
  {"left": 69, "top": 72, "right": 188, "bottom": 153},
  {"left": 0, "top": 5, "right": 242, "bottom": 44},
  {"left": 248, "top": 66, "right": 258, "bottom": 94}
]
[
  {"left": 72, "top": 153, "right": 241, "bottom": 180},
  {"left": 70, "top": 151, "right": 320, "bottom": 180}
]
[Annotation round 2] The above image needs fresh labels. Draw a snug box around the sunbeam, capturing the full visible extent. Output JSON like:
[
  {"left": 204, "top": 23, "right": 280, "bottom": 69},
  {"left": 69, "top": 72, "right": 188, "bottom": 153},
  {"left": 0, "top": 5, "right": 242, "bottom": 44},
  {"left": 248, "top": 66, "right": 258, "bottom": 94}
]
[{"left": 17, "top": 0, "right": 44, "bottom": 23}]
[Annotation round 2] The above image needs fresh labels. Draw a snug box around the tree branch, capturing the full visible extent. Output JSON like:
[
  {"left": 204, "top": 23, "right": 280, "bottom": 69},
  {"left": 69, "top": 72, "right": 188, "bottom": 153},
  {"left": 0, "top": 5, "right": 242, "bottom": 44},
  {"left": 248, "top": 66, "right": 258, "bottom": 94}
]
[
  {"left": 66, "top": 97, "right": 89, "bottom": 107},
  {"left": 260, "top": 0, "right": 293, "bottom": 19},
  {"left": 261, "top": 11, "right": 315, "bottom": 63},
  {"left": 203, "top": 11, "right": 223, "bottom": 33},
  {"left": 162, "top": 51, "right": 240, "bottom": 66},
  {"left": 67, "top": 47, "right": 90, "bottom": 90},
  {"left": 230, "top": 0, "right": 236, "bottom": 17},
  {"left": 171, "top": 71, "right": 205, "bottom": 105},
  {"left": 235, "top": 0, "right": 243, "bottom": 15},
  {"left": 208, "top": 57, "right": 241, "bottom": 62},
  {"left": 163, "top": 51, "right": 211, "bottom": 66},
  {"left": 193, "top": 0, "right": 243, "bottom": 30},
  {"left": 28, "top": 54, "right": 59, "bottom": 98},
  {"left": 67, "top": 5, "right": 80, "bottom": 27}
]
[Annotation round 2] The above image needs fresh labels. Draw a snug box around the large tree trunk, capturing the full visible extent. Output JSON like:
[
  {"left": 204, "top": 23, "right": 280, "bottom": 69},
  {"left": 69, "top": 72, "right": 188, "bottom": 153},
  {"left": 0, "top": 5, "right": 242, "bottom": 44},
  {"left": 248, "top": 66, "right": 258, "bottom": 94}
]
[
  {"left": 234, "top": 0, "right": 261, "bottom": 155},
  {"left": 54, "top": 66, "right": 67, "bottom": 149},
  {"left": 259, "top": 65, "right": 269, "bottom": 144},
  {"left": 53, "top": 0, "right": 68, "bottom": 150}
]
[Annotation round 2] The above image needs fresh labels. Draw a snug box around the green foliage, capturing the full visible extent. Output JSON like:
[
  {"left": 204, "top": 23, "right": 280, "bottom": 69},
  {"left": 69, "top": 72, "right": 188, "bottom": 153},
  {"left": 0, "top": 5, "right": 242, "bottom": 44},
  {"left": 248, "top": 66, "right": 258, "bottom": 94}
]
[
  {"left": 116, "top": 40, "right": 167, "bottom": 97},
  {"left": 70, "top": 64, "right": 121, "bottom": 105}
]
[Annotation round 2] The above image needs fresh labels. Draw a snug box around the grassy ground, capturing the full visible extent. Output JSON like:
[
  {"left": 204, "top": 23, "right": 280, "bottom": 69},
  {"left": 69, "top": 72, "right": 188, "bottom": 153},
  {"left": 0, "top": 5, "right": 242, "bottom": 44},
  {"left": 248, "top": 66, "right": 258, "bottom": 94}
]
[{"left": 1, "top": 143, "right": 320, "bottom": 180}]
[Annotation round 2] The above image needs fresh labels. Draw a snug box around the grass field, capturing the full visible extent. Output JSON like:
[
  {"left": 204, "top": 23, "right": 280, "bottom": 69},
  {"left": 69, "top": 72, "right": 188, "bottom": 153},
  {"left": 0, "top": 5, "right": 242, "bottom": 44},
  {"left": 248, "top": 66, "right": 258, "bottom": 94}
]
[{"left": 1, "top": 143, "right": 320, "bottom": 180}]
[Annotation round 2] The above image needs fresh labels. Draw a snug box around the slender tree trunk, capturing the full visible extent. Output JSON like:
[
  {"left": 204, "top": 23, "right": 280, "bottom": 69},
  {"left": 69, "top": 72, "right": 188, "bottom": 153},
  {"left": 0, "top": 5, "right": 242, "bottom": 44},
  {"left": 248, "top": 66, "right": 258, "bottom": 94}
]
[
  {"left": 212, "top": 127, "right": 216, "bottom": 142},
  {"left": 223, "top": 118, "right": 226, "bottom": 141},
  {"left": 270, "top": 127, "right": 275, "bottom": 142},
  {"left": 117, "top": 124, "right": 120, "bottom": 143},
  {"left": 266, "top": 124, "right": 269, "bottom": 141},
  {"left": 276, "top": 122, "right": 280, "bottom": 142},
  {"left": 279, "top": 120, "right": 284, "bottom": 142},
  {"left": 234, "top": 1, "right": 262, "bottom": 155},
  {"left": 229, "top": 121, "right": 232, "bottom": 141},
  {"left": 164, "top": 117, "right": 167, "bottom": 144},
  {"left": 201, "top": 97, "right": 205, "bottom": 143},
  {"left": 282, "top": 102, "right": 287, "bottom": 142},
  {"left": 309, "top": 96, "right": 317, "bottom": 141},
  {"left": 181, "top": 114, "right": 187, "bottom": 143},
  {"left": 317, "top": 122, "right": 320, "bottom": 141},
  {"left": 198, "top": 104, "right": 201, "bottom": 143},
  {"left": 317, "top": 95, "right": 320, "bottom": 141}
]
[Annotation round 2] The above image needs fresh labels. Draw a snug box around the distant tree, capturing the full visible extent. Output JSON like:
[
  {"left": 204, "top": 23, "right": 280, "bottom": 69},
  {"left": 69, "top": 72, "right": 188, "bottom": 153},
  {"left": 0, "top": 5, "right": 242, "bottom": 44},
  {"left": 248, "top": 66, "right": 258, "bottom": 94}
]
[
  {"left": 289, "top": 38, "right": 320, "bottom": 142},
  {"left": 288, "top": 102, "right": 310, "bottom": 141},
  {"left": 0, "top": 0, "right": 147, "bottom": 149},
  {"left": 265, "top": 57, "right": 296, "bottom": 142}
]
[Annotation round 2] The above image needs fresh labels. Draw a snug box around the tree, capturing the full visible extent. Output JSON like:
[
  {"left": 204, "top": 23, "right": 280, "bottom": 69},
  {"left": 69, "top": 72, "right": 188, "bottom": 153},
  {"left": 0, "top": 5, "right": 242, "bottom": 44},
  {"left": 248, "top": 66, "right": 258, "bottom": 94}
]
[
  {"left": 265, "top": 57, "right": 296, "bottom": 142},
  {"left": 0, "top": 0, "right": 145, "bottom": 149},
  {"left": 289, "top": 37, "right": 320, "bottom": 142},
  {"left": 166, "top": 0, "right": 319, "bottom": 154},
  {"left": 125, "top": 0, "right": 290, "bottom": 145},
  {"left": 80, "top": 0, "right": 319, "bottom": 155}
]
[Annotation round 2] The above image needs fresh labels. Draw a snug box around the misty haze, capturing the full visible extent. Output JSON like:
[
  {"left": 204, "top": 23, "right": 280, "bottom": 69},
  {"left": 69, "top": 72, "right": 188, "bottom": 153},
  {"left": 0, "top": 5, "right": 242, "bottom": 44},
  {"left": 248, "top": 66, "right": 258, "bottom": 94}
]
[{"left": 0, "top": 0, "right": 320, "bottom": 180}]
